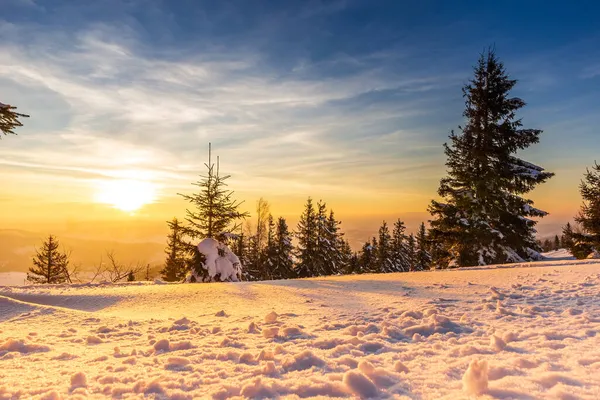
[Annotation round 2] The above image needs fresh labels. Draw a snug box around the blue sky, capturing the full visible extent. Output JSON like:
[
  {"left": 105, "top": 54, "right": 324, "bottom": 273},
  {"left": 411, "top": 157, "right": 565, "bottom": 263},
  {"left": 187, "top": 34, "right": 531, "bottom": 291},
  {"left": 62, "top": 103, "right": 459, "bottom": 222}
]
[{"left": 1, "top": 0, "right": 599, "bottom": 236}]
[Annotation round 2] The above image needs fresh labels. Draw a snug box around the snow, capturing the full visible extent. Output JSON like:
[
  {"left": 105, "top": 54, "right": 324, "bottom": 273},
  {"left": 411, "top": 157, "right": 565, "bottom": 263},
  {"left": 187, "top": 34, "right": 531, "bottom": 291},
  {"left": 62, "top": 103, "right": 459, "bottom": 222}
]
[
  {"left": 1, "top": 259, "right": 599, "bottom": 398},
  {"left": 187, "top": 238, "right": 242, "bottom": 282}
]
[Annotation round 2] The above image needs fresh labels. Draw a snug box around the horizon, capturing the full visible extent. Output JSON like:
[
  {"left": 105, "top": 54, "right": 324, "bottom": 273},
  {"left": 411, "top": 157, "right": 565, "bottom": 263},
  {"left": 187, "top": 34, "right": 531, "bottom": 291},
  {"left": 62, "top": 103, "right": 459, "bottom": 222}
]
[{"left": 1, "top": 0, "right": 598, "bottom": 262}]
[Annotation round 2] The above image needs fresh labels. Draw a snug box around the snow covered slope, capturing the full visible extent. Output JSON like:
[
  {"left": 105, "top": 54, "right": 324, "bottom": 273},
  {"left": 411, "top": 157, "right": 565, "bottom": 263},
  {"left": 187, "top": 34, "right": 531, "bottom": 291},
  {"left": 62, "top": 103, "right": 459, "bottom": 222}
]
[{"left": 1, "top": 260, "right": 599, "bottom": 399}]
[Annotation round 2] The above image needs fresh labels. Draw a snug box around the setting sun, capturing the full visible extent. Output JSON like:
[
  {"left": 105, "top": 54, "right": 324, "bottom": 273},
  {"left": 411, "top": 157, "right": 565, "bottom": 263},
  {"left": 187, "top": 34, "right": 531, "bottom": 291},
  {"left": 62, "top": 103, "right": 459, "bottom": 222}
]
[{"left": 94, "top": 178, "right": 157, "bottom": 212}]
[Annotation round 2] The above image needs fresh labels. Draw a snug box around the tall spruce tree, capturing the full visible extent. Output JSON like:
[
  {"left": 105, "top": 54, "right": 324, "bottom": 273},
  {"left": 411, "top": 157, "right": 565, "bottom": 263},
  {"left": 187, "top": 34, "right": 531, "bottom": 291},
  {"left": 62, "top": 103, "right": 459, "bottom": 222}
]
[
  {"left": 358, "top": 239, "right": 376, "bottom": 273},
  {"left": 339, "top": 239, "right": 354, "bottom": 274},
  {"left": 295, "top": 197, "right": 318, "bottom": 277},
  {"left": 375, "top": 221, "right": 394, "bottom": 272},
  {"left": 313, "top": 200, "right": 329, "bottom": 276},
  {"left": 1, "top": 101, "right": 29, "bottom": 138},
  {"left": 27, "top": 235, "right": 70, "bottom": 284},
  {"left": 322, "top": 209, "right": 344, "bottom": 275},
  {"left": 407, "top": 234, "right": 416, "bottom": 271},
  {"left": 415, "top": 222, "right": 432, "bottom": 270},
  {"left": 179, "top": 144, "right": 249, "bottom": 241},
  {"left": 553, "top": 235, "right": 560, "bottom": 251},
  {"left": 262, "top": 215, "right": 277, "bottom": 280},
  {"left": 161, "top": 218, "right": 187, "bottom": 282},
  {"left": 428, "top": 49, "right": 554, "bottom": 267},
  {"left": 571, "top": 162, "right": 600, "bottom": 257},
  {"left": 391, "top": 219, "right": 411, "bottom": 272},
  {"left": 271, "top": 217, "right": 295, "bottom": 279}
]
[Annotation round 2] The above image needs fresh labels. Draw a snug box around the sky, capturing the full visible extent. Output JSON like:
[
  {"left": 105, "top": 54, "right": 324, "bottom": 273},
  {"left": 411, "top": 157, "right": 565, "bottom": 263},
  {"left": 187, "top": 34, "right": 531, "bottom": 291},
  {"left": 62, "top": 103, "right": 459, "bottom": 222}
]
[{"left": 1, "top": 0, "right": 599, "bottom": 245}]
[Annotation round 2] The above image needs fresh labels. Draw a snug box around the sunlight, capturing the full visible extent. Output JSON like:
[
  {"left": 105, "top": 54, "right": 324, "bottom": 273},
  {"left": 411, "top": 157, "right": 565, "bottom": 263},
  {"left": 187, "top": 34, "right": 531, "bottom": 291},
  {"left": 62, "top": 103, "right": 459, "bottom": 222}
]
[{"left": 94, "top": 178, "right": 157, "bottom": 213}]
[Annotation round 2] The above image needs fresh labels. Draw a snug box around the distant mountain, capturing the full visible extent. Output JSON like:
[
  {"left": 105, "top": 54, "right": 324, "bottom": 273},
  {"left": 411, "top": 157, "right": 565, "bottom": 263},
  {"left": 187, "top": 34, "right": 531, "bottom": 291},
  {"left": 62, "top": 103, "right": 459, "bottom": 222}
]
[{"left": 0, "top": 229, "right": 165, "bottom": 273}]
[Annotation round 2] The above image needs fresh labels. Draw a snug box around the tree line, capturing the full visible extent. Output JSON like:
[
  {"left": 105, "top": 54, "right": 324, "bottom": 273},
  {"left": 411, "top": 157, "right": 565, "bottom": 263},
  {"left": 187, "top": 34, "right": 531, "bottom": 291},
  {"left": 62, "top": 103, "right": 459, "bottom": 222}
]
[{"left": 5, "top": 48, "right": 600, "bottom": 284}]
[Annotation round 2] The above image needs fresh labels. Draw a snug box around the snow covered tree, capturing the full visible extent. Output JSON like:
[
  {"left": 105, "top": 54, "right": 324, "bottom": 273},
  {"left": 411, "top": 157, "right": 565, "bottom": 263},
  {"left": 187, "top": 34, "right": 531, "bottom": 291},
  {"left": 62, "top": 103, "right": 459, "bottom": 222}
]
[
  {"left": 270, "top": 217, "right": 295, "bottom": 280},
  {"left": 161, "top": 218, "right": 188, "bottom": 282},
  {"left": 339, "top": 238, "right": 354, "bottom": 274},
  {"left": 428, "top": 49, "right": 554, "bottom": 267},
  {"left": 180, "top": 144, "right": 249, "bottom": 241},
  {"left": 407, "top": 234, "right": 416, "bottom": 271},
  {"left": 391, "top": 219, "right": 411, "bottom": 272},
  {"left": 570, "top": 162, "right": 600, "bottom": 258},
  {"left": 1, "top": 101, "right": 28, "bottom": 138},
  {"left": 243, "top": 234, "right": 263, "bottom": 281},
  {"left": 322, "top": 209, "right": 344, "bottom": 276},
  {"left": 415, "top": 222, "right": 432, "bottom": 270},
  {"left": 27, "top": 235, "right": 70, "bottom": 284},
  {"left": 375, "top": 221, "right": 394, "bottom": 272},
  {"left": 358, "top": 239, "right": 376, "bottom": 273},
  {"left": 295, "top": 197, "right": 318, "bottom": 278}
]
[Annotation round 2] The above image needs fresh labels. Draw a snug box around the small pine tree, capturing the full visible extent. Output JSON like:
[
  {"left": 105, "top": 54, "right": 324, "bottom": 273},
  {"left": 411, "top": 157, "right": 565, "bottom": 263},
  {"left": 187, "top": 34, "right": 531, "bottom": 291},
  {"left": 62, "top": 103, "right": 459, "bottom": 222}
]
[
  {"left": 428, "top": 49, "right": 553, "bottom": 267},
  {"left": 1, "top": 101, "right": 29, "bottom": 138},
  {"left": 391, "top": 219, "right": 411, "bottom": 272},
  {"left": 244, "top": 234, "right": 262, "bottom": 281},
  {"left": 295, "top": 197, "right": 318, "bottom": 278},
  {"left": 572, "top": 162, "right": 600, "bottom": 257},
  {"left": 415, "top": 222, "right": 432, "bottom": 270},
  {"left": 561, "top": 222, "right": 575, "bottom": 251},
  {"left": 27, "top": 235, "right": 70, "bottom": 284},
  {"left": 161, "top": 218, "right": 188, "bottom": 282},
  {"left": 553, "top": 235, "right": 560, "bottom": 251},
  {"left": 179, "top": 144, "right": 249, "bottom": 240},
  {"left": 542, "top": 238, "right": 552, "bottom": 252},
  {"left": 339, "top": 239, "right": 354, "bottom": 274}
]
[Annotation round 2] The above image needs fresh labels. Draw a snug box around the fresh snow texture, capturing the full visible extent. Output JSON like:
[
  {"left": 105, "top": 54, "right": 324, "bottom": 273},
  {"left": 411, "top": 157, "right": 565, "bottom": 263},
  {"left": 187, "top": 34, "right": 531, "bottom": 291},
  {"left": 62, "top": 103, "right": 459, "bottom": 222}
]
[
  {"left": 187, "top": 238, "right": 242, "bottom": 282},
  {"left": 1, "top": 259, "right": 600, "bottom": 399}
]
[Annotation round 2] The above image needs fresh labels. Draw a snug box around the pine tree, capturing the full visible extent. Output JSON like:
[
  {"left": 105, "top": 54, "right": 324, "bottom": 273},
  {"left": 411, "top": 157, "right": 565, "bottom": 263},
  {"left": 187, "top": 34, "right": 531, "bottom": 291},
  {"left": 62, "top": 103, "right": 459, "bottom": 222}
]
[
  {"left": 375, "top": 221, "right": 394, "bottom": 272},
  {"left": 161, "top": 218, "right": 188, "bottom": 282},
  {"left": 295, "top": 197, "right": 318, "bottom": 278},
  {"left": 542, "top": 239, "right": 552, "bottom": 252},
  {"left": 428, "top": 49, "right": 553, "bottom": 267},
  {"left": 322, "top": 209, "right": 344, "bottom": 276},
  {"left": 407, "top": 234, "right": 416, "bottom": 271},
  {"left": 339, "top": 239, "right": 354, "bottom": 274},
  {"left": 244, "top": 234, "right": 262, "bottom": 281},
  {"left": 261, "top": 215, "right": 277, "bottom": 280},
  {"left": 572, "top": 162, "right": 600, "bottom": 257},
  {"left": 179, "top": 144, "right": 249, "bottom": 241},
  {"left": 391, "top": 219, "right": 411, "bottom": 272},
  {"left": 553, "top": 235, "right": 560, "bottom": 251},
  {"left": 127, "top": 270, "right": 135, "bottom": 281},
  {"left": 561, "top": 222, "right": 575, "bottom": 251},
  {"left": 358, "top": 239, "right": 376, "bottom": 273},
  {"left": 415, "top": 222, "right": 432, "bottom": 270},
  {"left": 271, "top": 217, "right": 295, "bottom": 279},
  {"left": 27, "top": 235, "right": 70, "bottom": 284},
  {"left": 1, "top": 102, "right": 29, "bottom": 138}
]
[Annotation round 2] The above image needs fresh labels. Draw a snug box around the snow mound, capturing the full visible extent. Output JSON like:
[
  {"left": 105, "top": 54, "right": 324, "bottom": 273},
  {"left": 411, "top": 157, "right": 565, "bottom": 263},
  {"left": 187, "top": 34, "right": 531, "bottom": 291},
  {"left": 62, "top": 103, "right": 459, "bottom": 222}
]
[
  {"left": 186, "top": 238, "right": 242, "bottom": 282},
  {"left": 462, "top": 359, "right": 489, "bottom": 396}
]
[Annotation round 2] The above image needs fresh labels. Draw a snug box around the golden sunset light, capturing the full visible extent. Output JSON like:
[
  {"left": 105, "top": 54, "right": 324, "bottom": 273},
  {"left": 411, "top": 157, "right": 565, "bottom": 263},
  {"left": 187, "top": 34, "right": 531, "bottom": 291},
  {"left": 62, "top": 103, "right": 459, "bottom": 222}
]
[{"left": 94, "top": 178, "right": 158, "bottom": 213}]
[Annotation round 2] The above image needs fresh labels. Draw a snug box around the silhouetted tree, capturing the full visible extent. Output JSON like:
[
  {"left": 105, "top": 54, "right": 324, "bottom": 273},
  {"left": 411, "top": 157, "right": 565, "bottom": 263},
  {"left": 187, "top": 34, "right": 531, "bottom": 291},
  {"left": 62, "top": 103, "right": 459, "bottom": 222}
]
[
  {"left": 295, "top": 197, "right": 318, "bottom": 278},
  {"left": 428, "top": 49, "right": 553, "bottom": 267},
  {"left": 179, "top": 143, "right": 248, "bottom": 240},
  {"left": 27, "top": 235, "right": 70, "bottom": 284},
  {"left": 415, "top": 222, "right": 432, "bottom": 270},
  {"left": 375, "top": 221, "right": 394, "bottom": 272},
  {"left": 161, "top": 218, "right": 188, "bottom": 282},
  {"left": 391, "top": 219, "right": 411, "bottom": 272},
  {"left": 1, "top": 101, "right": 29, "bottom": 137},
  {"left": 572, "top": 162, "right": 600, "bottom": 257}
]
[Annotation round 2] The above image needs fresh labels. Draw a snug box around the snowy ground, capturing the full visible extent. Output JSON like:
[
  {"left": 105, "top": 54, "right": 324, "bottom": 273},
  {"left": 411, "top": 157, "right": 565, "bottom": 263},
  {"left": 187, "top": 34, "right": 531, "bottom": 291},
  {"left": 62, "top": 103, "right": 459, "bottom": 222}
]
[{"left": 1, "top": 259, "right": 599, "bottom": 399}]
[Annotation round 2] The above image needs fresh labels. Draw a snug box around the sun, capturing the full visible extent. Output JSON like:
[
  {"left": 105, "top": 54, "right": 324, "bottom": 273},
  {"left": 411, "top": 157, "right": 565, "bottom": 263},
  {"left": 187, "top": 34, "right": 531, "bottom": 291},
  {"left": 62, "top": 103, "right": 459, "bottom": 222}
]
[{"left": 94, "top": 178, "right": 157, "bottom": 213}]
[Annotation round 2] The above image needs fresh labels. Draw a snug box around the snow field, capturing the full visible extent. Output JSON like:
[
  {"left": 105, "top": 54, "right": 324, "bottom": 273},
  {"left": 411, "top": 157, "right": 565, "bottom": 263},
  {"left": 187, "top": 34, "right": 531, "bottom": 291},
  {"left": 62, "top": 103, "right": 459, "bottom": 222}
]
[{"left": 0, "top": 260, "right": 599, "bottom": 399}]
